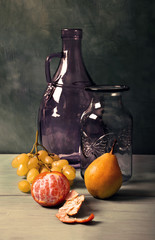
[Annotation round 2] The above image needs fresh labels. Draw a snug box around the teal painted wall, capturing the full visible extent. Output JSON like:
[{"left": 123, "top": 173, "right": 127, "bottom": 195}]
[{"left": 0, "top": 0, "right": 155, "bottom": 154}]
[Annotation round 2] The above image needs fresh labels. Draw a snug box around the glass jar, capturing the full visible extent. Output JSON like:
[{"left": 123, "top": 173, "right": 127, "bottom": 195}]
[
  {"left": 80, "top": 85, "right": 133, "bottom": 182},
  {"left": 38, "top": 29, "right": 94, "bottom": 168}
]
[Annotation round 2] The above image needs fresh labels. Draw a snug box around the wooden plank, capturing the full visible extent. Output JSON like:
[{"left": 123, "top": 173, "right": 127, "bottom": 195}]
[{"left": 0, "top": 154, "right": 155, "bottom": 240}]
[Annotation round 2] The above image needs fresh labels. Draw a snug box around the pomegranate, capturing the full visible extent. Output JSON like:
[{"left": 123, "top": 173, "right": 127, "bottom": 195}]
[{"left": 31, "top": 171, "right": 70, "bottom": 207}]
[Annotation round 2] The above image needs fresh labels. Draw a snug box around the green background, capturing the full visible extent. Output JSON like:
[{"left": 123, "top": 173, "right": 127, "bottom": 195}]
[{"left": 0, "top": 0, "right": 155, "bottom": 154}]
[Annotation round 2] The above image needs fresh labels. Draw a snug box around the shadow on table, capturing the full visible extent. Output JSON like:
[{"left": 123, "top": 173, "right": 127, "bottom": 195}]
[
  {"left": 108, "top": 188, "right": 154, "bottom": 202},
  {"left": 128, "top": 174, "right": 155, "bottom": 184},
  {"left": 72, "top": 200, "right": 102, "bottom": 226},
  {"left": 108, "top": 173, "right": 155, "bottom": 201},
  {"left": 73, "top": 178, "right": 85, "bottom": 189}
]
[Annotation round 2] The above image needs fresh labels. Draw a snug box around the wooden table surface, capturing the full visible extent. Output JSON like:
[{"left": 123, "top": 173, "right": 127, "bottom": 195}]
[{"left": 0, "top": 154, "right": 155, "bottom": 240}]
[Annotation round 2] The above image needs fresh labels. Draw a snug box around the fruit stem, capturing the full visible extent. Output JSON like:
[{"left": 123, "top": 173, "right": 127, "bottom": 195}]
[
  {"left": 110, "top": 139, "right": 117, "bottom": 154},
  {"left": 29, "top": 130, "right": 54, "bottom": 157},
  {"left": 28, "top": 130, "right": 53, "bottom": 172},
  {"left": 29, "top": 131, "right": 39, "bottom": 154},
  {"left": 35, "top": 130, "right": 39, "bottom": 154},
  {"left": 30, "top": 144, "right": 35, "bottom": 154},
  {"left": 37, "top": 143, "right": 51, "bottom": 154}
]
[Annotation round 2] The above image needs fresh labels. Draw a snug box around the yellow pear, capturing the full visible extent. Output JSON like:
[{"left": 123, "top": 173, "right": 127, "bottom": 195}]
[{"left": 84, "top": 141, "right": 122, "bottom": 199}]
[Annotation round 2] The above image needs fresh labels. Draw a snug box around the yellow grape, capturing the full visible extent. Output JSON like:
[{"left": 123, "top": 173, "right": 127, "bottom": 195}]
[
  {"left": 44, "top": 156, "right": 54, "bottom": 165},
  {"left": 38, "top": 150, "right": 48, "bottom": 162},
  {"left": 52, "top": 161, "right": 58, "bottom": 168},
  {"left": 56, "top": 159, "right": 69, "bottom": 169},
  {"left": 17, "top": 164, "right": 29, "bottom": 176},
  {"left": 27, "top": 168, "right": 39, "bottom": 184},
  {"left": 18, "top": 153, "right": 29, "bottom": 165},
  {"left": 51, "top": 166, "right": 62, "bottom": 173},
  {"left": 52, "top": 154, "right": 60, "bottom": 161},
  {"left": 62, "top": 164, "right": 76, "bottom": 173},
  {"left": 27, "top": 156, "right": 39, "bottom": 169},
  {"left": 62, "top": 168, "right": 76, "bottom": 181},
  {"left": 11, "top": 156, "right": 20, "bottom": 168},
  {"left": 40, "top": 166, "right": 50, "bottom": 173},
  {"left": 27, "top": 153, "right": 34, "bottom": 158},
  {"left": 18, "top": 180, "right": 31, "bottom": 193}
]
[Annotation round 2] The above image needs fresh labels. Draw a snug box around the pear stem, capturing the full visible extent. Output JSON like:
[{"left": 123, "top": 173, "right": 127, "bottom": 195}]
[{"left": 110, "top": 139, "right": 117, "bottom": 154}]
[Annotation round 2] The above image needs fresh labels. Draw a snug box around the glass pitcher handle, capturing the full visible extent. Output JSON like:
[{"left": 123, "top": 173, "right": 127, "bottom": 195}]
[{"left": 45, "top": 52, "right": 62, "bottom": 83}]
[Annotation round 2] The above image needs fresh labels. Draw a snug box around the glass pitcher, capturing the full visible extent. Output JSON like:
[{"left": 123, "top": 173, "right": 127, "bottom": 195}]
[
  {"left": 80, "top": 85, "right": 133, "bottom": 182},
  {"left": 38, "top": 29, "right": 94, "bottom": 168}
]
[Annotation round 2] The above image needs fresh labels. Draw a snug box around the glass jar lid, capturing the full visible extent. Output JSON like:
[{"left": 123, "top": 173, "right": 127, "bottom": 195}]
[{"left": 85, "top": 85, "right": 129, "bottom": 92}]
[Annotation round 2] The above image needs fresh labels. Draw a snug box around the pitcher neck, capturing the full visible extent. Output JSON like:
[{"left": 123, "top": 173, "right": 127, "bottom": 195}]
[
  {"left": 62, "top": 41, "right": 83, "bottom": 65},
  {"left": 61, "top": 29, "right": 83, "bottom": 63}
]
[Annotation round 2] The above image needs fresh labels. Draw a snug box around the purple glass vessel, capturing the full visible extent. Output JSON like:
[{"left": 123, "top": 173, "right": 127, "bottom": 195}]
[{"left": 38, "top": 29, "right": 94, "bottom": 168}]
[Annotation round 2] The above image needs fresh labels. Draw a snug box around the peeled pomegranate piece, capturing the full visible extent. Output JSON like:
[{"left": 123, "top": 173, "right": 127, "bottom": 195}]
[
  {"left": 56, "top": 190, "right": 94, "bottom": 223},
  {"left": 56, "top": 212, "right": 94, "bottom": 223}
]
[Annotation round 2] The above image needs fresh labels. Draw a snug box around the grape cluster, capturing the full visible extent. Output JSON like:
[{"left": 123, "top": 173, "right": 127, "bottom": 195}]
[{"left": 11, "top": 132, "right": 76, "bottom": 193}]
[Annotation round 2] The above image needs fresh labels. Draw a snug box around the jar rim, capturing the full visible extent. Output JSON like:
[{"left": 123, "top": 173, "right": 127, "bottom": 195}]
[
  {"left": 85, "top": 85, "right": 129, "bottom": 92},
  {"left": 61, "top": 29, "right": 82, "bottom": 39}
]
